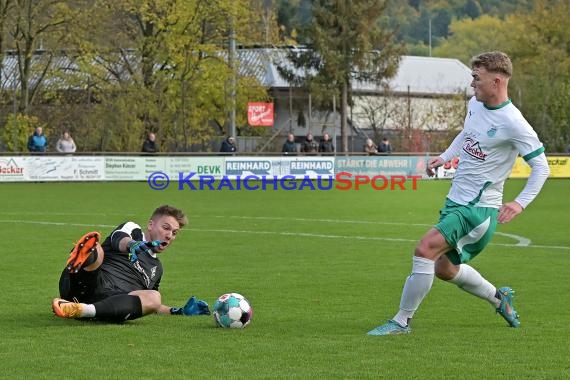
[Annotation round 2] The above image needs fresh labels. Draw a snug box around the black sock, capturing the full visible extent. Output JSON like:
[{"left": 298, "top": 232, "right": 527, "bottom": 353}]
[{"left": 93, "top": 294, "right": 143, "bottom": 322}]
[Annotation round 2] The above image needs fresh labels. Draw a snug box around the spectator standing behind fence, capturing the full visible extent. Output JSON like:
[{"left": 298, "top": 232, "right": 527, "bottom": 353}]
[
  {"left": 378, "top": 137, "right": 393, "bottom": 154},
  {"left": 364, "top": 138, "right": 378, "bottom": 155},
  {"left": 282, "top": 133, "right": 297, "bottom": 155},
  {"left": 301, "top": 133, "right": 318, "bottom": 155},
  {"left": 27, "top": 126, "right": 47, "bottom": 154},
  {"left": 319, "top": 133, "right": 335, "bottom": 155},
  {"left": 220, "top": 136, "right": 237, "bottom": 154},
  {"left": 56, "top": 132, "right": 77, "bottom": 154},
  {"left": 142, "top": 132, "right": 159, "bottom": 153}
]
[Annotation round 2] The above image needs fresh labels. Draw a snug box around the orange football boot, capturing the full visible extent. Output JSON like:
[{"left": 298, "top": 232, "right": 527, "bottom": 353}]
[
  {"left": 66, "top": 231, "right": 101, "bottom": 273},
  {"left": 52, "top": 298, "right": 83, "bottom": 319}
]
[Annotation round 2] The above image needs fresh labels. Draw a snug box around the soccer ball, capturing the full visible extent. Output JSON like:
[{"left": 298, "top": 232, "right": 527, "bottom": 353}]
[{"left": 212, "top": 292, "right": 253, "bottom": 329}]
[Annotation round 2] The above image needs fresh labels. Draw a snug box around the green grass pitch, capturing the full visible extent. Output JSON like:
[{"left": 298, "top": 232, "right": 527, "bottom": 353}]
[{"left": 0, "top": 178, "right": 569, "bottom": 379}]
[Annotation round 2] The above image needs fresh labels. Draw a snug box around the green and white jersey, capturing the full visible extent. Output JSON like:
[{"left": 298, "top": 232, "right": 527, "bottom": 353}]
[{"left": 440, "top": 97, "right": 545, "bottom": 208}]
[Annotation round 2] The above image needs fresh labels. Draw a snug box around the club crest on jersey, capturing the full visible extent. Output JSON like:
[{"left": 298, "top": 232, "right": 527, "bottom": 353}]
[
  {"left": 487, "top": 125, "right": 497, "bottom": 137},
  {"left": 151, "top": 266, "right": 157, "bottom": 279},
  {"left": 462, "top": 138, "right": 488, "bottom": 161}
]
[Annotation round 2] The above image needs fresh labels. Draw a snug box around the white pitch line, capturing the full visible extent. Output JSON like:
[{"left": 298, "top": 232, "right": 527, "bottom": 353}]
[
  {"left": 207, "top": 215, "right": 430, "bottom": 227},
  {"left": 1, "top": 219, "right": 568, "bottom": 250},
  {"left": 0, "top": 211, "right": 137, "bottom": 217},
  {"left": 204, "top": 215, "right": 533, "bottom": 247},
  {"left": 494, "top": 232, "right": 531, "bottom": 247},
  {"left": 188, "top": 228, "right": 568, "bottom": 250},
  {"left": 0, "top": 220, "right": 115, "bottom": 228},
  {"left": 190, "top": 227, "right": 416, "bottom": 243}
]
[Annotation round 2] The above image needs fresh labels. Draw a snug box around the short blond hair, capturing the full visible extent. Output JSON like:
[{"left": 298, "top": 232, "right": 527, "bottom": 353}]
[{"left": 470, "top": 51, "right": 512, "bottom": 78}]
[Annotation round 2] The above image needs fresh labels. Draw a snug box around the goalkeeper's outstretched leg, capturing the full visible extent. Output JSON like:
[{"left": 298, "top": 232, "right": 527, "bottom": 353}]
[{"left": 52, "top": 293, "right": 149, "bottom": 321}]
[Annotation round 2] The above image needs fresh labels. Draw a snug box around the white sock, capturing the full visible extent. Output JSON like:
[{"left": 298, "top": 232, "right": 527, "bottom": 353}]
[
  {"left": 81, "top": 303, "right": 96, "bottom": 318},
  {"left": 448, "top": 264, "right": 499, "bottom": 308},
  {"left": 392, "top": 256, "right": 435, "bottom": 327}
]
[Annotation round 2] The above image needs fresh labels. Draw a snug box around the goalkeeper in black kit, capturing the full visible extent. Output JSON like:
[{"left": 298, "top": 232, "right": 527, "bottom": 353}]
[{"left": 52, "top": 205, "right": 210, "bottom": 322}]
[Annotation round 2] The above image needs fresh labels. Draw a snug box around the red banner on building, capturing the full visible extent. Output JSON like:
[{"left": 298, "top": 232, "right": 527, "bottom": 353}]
[{"left": 247, "top": 102, "right": 274, "bottom": 126}]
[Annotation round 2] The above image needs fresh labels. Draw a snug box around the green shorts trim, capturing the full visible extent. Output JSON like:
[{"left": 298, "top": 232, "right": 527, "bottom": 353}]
[{"left": 435, "top": 198, "right": 498, "bottom": 265}]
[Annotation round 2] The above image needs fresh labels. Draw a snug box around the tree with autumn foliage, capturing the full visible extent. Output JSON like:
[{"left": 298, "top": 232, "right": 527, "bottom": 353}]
[
  {"left": 507, "top": 0, "right": 570, "bottom": 152},
  {"left": 433, "top": 0, "right": 570, "bottom": 152},
  {"left": 278, "top": 0, "right": 403, "bottom": 153},
  {"left": 60, "top": 0, "right": 272, "bottom": 152}
]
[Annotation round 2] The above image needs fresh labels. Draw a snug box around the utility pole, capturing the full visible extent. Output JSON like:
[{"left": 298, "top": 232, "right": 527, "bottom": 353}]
[
  {"left": 428, "top": 18, "right": 432, "bottom": 57},
  {"left": 229, "top": 16, "right": 237, "bottom": 139}
]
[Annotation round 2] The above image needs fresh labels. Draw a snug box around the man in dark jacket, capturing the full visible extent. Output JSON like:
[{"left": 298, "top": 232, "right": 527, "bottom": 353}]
[
  {"left": 27, "top": 127, "right": 47, "bottom": 153},
  {"left": 378, "top": 137, "right": 393, "bottom": 154},
  {"left": 220, "top": 136, "right": 237, "bottom": 153},
  {"left": 142, "top": 132, "right": 159, "bottom": 153},
  {"left": 301, "top": 133, "right": 318, "bottom": 155},
  {"left": 282, "top": 133, "right": 297, "bottom": 155},
  {"left": 319, "top": 133, "right": 335, "bottom": 155}
]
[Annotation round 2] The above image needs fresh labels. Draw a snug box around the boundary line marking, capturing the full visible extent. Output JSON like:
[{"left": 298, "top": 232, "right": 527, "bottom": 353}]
[
  {"left": 1, "top": 218, "right": 568, "bottom": 250},
  {"left": 205, "top": 215, "right": 533, "bottom": 247}
]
